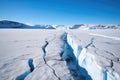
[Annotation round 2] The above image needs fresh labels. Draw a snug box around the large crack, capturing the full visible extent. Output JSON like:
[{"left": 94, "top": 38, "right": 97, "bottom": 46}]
[
  {"left": 85, "top": 37, "right": 95, "bottom": 49},
  {"left": 42, "top": 40, "right": 61, "bottom": 80},
  {"left": 62, "top": 32, "right": 92, "bottom": 80},
  {"left": 63, "top": 32, "right": 120, "bottom": 80},
  {"left": 42, "top": 41, "right": 48, "bottom": 64}
]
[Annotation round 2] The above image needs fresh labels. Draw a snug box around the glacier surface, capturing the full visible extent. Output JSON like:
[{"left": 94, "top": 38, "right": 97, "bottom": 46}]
[
  {"left": 66, "top": 29, "right": 120, "bottom": 80},
  {"left": 0, "top": 23, "right": 120, "bottom": 80}
]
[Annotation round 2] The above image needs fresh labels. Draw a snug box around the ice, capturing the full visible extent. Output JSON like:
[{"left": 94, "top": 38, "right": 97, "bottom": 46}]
[
  {"left": 67, "top": 29, "right": 120, "bottom": 80},
  {"left": 0, "top": 29, "right": 72, "bottom": 80},
  {"left": 0, "top": 22, "right": 120, "bottom": 80}
]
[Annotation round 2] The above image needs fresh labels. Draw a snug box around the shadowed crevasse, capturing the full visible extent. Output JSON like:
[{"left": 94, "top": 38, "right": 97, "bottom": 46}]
[
  {"left": 28, "top": 58, "right": 34, "bottom": 72},
  {"left": 16, "top": 59, "right": 34, "bottom": 80},
  {"left": 61, "top": 32, "right": 92, "bottom": 80}
]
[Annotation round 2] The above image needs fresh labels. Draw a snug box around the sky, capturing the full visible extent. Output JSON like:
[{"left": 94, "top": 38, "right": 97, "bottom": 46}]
[{"left": 0, "top": 0, "right": 120, "bottom": 25}]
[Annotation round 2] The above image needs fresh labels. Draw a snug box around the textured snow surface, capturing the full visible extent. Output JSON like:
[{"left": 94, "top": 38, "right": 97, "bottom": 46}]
[
  {"left": 0, "top": 28, "right": 120, "bottom": 80},
  {"left": 0, "top": 29, "right": 73, "bottom": 80},
  {"left": 67, "top": 29, "right": 120, "bottom": 80}
]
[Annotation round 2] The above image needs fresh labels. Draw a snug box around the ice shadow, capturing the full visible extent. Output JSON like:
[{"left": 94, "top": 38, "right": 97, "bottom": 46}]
[
  {"left": 16, "top": 58, "right": 34, "bottom": 80},
  {"left": 61, "top": 33, "right": 92, "bottom": 80},
  {"left": 16, "top": 71, "right": 30, "bottom": 80}
]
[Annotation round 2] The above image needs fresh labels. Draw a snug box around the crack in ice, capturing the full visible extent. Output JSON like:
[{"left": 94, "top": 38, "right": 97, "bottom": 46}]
[
  {"left": 85, "top": 37, "right": 95, "bottom": 49},
  {"left": 16, "top": 58, "right": 35, "bottom": 80},
  {"left": 62, "top": 32, "right": 92, "bottom": 80},
  {"left": 42, "top": 40, "right": 61, "bottom": 80}
]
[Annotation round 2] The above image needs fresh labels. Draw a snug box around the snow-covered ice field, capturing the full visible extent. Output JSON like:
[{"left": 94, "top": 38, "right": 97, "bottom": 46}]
[
  {"left": 0, "top": 28, "right": 120, "bottom": 80},
  {"left": 0, "top": 29, "right": 69, "bottom": 80},
  {"left": 67, "top": 29, "right": 120, "bottom": 80}
]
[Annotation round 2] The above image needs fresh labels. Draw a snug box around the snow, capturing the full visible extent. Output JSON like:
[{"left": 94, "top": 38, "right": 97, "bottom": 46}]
[
  {"left": 0, "top": 29, "right": 71, "bottom": 80},
  {"left": 67, "top": 29, "right": 120, "bottom": 80},
  {"left": 89, "top": 33, "right": 120, "bottom": 41},
  {"left": 0, "top": 21, "right": 120, "bottom": 80}
]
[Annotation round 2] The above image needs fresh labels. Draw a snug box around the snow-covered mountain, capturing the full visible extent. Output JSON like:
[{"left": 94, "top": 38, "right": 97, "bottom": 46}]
[
  {"left": 0, "top": 20, "right": 28, "bottom": 28},
  {"left": 69, "top": 24, "right": 84, "bottom": 29},
  {"left": 0, "top": 20, "right": 120, "bottom": 29},
  {"left": 89, "top": 24, "right": 120, "bottom": 29},
  {"left": 0, "top": 20, "right": 55, "bottom": 29}
]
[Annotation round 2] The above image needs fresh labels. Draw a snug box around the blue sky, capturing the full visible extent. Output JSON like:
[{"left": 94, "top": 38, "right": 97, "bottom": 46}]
[{"left": 0, "top": 0, "right": 120, "bottom": 24}]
